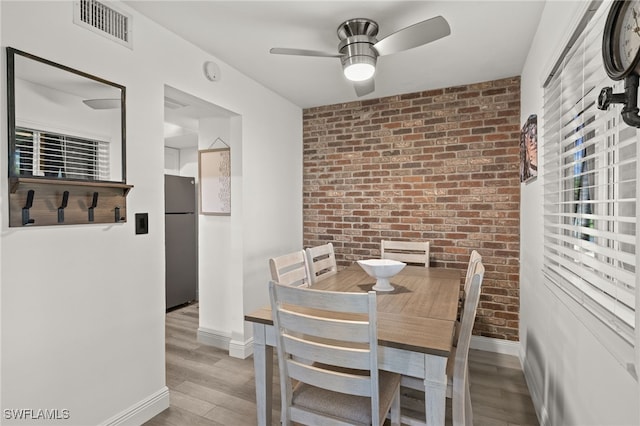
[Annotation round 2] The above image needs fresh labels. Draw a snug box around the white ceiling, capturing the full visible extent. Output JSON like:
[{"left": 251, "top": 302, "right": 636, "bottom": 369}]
[{"left": 126, "top": 1, "right": 546, "bottom": 109}]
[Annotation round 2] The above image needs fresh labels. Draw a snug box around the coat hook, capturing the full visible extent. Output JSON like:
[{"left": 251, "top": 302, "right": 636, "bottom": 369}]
[
  {"left": 114, "top": 206, "right": 125, "bottom": 223},
  {"left": 88, "top": 192, "right": 98, "bottom": 222},
  {"left": 57, "top": 191, "right": 69, "bottom": 223},
  {"left": 22, "top": 189, "right": 35, "bottom": 226}
]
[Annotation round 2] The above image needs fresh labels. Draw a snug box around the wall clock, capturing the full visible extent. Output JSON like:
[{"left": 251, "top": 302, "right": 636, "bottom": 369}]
[
  {"left": 598, "top": 0, "right": 640, "bottom": 127},
  {"left": 603, "top": 0, "right": 640, "bottom": 80}
]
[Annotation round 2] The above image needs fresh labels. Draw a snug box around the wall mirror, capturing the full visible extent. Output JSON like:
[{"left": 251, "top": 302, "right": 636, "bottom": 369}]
[{"left": 6, "top": 47, "right": 126, "bottom": 183}]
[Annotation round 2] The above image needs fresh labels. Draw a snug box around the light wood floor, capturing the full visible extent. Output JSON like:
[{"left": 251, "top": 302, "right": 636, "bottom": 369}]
[{"left": 145, "top": 303, "right": 539, "bottom": 426}]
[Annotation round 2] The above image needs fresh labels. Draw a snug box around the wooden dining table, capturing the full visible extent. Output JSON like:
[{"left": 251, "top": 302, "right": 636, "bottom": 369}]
[{"left": 244, "top": 263, "right": 461, "bottom": 426}]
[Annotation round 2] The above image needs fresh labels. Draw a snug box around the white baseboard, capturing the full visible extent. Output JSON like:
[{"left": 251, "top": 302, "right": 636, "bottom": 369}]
[
  {"left": 197, "top": 326, "right": 231, "bottom": 350},
  {"left": 470, "top": 335, "right": 520, "bottom": 357},
  {"left": 522, "top": 360, "right": 548, "bottom": 426},
  {"left": 198, "top": 327, "right": 254, "bottom": 359},
  {"left": 230, "top": 337, "right": 253, "bottom": 359},
  {"left": 100, "top": 386, "right": 169, "bottom": 426}
]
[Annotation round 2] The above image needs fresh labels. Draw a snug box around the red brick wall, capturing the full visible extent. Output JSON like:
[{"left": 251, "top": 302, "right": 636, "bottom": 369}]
[{"left": 302, "top": 77, "right": 521, "bottom": 341}]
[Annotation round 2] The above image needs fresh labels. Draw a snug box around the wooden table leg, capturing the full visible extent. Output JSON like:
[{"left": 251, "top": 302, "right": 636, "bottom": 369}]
[
  {"left": 424, "top": 354, "right": 448, "bottom": 426},
  {"left": 252, "top": 323, "right": 273, "bottom": 426}
]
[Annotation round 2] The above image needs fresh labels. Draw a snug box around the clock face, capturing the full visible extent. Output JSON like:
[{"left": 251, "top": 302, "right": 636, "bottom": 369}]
[{"left": 617, "top": 0, "right": 640, "bottom": 70}]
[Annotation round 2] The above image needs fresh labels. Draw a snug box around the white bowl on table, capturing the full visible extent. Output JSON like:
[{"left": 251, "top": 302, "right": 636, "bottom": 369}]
[{"left": 357, "top": 259, "right": 406, "bottom": 292}]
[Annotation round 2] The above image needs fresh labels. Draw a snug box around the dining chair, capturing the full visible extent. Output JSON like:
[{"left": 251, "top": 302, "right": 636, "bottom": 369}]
[
  {"left": 463, "top": 250, "right": 482, "bottom": 296},
  {"left": 269, "top": 281, "right": 401, "bottom": 426},
  {"left": 305, "top": 242, "right": 338, "bottom": 284},
  {"left": 269, "top": 250, "right": 310, "bottom": 287},
  {"left": 380, "top": 240, "right": 430, "bottom": 267},
  {"left": 453, "top": 250, "right": 483, "bottom": 343},
  {"left": 401, "top": 261, "right": 485, "bottom": 426}
]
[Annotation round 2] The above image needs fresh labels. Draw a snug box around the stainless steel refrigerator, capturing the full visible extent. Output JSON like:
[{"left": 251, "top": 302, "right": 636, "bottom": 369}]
[{"left": 165, "top": 175, "right": 197, "bottom": 310}]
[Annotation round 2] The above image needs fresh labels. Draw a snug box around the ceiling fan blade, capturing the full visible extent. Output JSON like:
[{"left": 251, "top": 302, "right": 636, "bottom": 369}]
[
  {"left": 83, "top": 98, "right": 120, "bottom": 110},
  {"left": 373, "top": 15, "right": 450, "bottom": 56},
  {"left": 270, "top": 47, "right": 342, "bottom": 58},
  {"left": 354, "top": 79, "right": 375, "bottom": 97}
]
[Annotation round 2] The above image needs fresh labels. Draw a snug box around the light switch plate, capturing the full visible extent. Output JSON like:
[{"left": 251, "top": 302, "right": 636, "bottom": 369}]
[{"left": 135, "top": 213, "right": 148, "bottom": 234}]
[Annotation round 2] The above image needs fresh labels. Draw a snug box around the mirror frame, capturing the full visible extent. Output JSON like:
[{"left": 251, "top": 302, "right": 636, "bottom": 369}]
[{"left": 6, "top": 47, "right": 127, "bottom": 183}]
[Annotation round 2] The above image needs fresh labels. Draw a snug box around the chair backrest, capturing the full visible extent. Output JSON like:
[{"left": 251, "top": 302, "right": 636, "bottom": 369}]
[
  {"left": 380, "top": 240, "right": 430, "bottom": 267},
  {"left": 269, "top": 281, "right": 383, "bottom": 425},
  {"left": 454, "top": 250, "right": 483, "bottom": 335},
  {"left": 269, "top": 250, "right": 310, "bottom": 288},
  {"left": 452, "top": 260, "right": 484, "bottom": 426},
  {"left": 305, "top": 242, "right": 337, "bottom": 284},
  {"left": 463, "top": 250, "right": 482, "bottom": 295}
]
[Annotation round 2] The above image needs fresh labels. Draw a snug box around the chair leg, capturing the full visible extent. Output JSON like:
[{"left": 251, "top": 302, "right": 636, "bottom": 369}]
[
  {"left": 280, "top": 403, "right": 290, "bottom": 426},
  {"left": 390, "top": 386, "right": 401, "bottom": 426},
  {"left": 464, "top": 378, "right": 473, "bottom": 426}
]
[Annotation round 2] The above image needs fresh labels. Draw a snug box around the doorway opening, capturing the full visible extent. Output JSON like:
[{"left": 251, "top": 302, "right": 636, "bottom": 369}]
[{"left": 163, "top": 85, "right": 236, "bottom": 313}]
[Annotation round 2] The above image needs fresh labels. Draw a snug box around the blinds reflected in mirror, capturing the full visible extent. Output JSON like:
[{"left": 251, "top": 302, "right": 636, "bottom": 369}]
[{"left": 14, "top": 126, "right": 110, "bottom": 181}]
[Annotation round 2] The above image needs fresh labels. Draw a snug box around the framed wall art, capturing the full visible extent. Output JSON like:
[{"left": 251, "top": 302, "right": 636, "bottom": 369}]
[
  {"left": 199, "top": 147, "right": 231, "bottom": 215},
  {"left": 520, "top": 114, "right": 538, "bottom": 183}
]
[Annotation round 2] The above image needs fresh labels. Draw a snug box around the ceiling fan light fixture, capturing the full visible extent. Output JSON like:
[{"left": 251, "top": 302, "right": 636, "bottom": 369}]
[
  {"left": 343, "top": 56, "right": 376, "bottom": 82},
  {"left": 270, "top": 15, "right": 451, "bottom": 97}
]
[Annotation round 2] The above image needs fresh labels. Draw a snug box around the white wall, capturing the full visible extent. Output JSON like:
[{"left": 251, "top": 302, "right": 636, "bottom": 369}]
[
  {"left": 164, "top": 146, "right": 180, "bottom": 174},
  {"left": 179, "top": 146, "right": 198, "bottom": 177},
  {"left": 0, "top": 1, "right": 302, "bottom": 424},
  {"left": 520, "top": 2, "right": 639, "bottom": 425},
  {"left": 196, "top": 117, "right": 236, "bottom": 347},
  {"left": 163, "top": 146, "right": 197, "bottom": 176}
]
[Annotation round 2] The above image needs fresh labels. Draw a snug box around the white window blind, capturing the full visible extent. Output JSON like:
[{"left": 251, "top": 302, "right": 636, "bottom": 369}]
[
  {"left": 14, "top": 127, "right": 110, "bottom": 180},
  {"left": 543, "top": 0, "right": 637, "bottom": 365}
]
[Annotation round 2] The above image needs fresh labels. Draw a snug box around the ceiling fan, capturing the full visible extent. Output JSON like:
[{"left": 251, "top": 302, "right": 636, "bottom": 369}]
[{"left": 270, "top": 16, "right": 451, "bottom": 97}]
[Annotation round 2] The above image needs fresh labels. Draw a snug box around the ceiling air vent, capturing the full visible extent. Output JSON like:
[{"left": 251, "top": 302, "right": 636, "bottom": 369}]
[{"left": 73, "top": 0, "right": 132, "bottom": 49}]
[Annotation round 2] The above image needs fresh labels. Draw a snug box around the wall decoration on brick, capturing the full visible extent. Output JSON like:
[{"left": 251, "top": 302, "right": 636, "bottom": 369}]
[
  {"left": 303, "top": 76, "right": 522, "bottom": 341},
  {"left": 199, "top": 147, "right": 231, "bottom": 215},
  {"left": 520, "top": 114, "right": 538, "bottom": 183}
]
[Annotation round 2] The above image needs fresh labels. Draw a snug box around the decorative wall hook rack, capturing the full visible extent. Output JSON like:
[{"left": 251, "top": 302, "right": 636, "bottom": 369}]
[
  {"left": 5, "top": 47, "right": 133, "bottom": 228},
  {"left": 8, "top": 178, "right": 132, "bottom": 227}
]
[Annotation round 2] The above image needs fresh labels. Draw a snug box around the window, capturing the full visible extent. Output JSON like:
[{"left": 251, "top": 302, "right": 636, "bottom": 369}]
[
  {"left": 14, "top": 126, "right": 109, "bottom": 181},
  {"left": 543, "top": 1, "right": 638, "bottom": 376}
]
